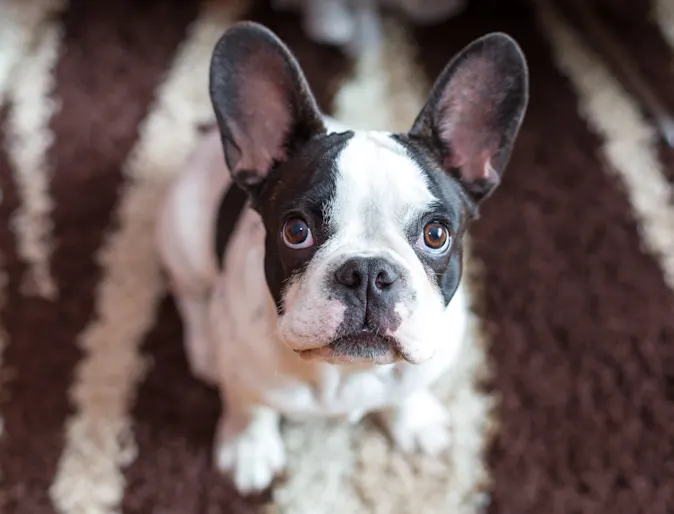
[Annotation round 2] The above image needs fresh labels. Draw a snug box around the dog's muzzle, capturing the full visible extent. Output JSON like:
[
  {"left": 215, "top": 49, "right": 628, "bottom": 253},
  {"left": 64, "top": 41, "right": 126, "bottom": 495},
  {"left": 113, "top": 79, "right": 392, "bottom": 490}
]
[
  {"left": 297, "top": 256, "right": 408, "bottom": 365},
  {"left": 332, "top": 255, "right": 404, "bottom": 329}
]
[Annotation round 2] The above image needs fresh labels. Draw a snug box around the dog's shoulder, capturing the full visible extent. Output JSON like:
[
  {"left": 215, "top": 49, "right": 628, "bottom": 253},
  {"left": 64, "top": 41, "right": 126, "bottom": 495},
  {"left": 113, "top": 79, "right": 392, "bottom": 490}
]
[{"left": 157, "top": 129, "right": 232, "bottom": 291}]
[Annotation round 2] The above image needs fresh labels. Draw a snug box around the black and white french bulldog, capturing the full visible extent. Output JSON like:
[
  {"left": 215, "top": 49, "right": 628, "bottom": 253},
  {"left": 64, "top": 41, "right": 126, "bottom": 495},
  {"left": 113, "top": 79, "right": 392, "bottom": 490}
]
[{"left": 156, "top": 21, "right": 528, "bottom": 494}]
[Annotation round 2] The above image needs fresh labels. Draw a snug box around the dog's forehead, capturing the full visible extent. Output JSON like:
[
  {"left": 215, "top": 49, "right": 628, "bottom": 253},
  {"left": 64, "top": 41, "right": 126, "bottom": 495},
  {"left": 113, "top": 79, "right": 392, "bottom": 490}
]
[{"left": 326, "top": 131, "right": 436, "bottom": 230}]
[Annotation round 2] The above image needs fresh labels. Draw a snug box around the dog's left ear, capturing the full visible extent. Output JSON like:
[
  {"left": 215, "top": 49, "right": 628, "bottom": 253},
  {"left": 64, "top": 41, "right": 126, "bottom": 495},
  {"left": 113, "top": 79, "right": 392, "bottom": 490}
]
[
  {"left": 409, "top": 33, "right": 529, "bottom": 203},
  {"left": 209, "top": 21, "right": 325, "bottom": 196}
]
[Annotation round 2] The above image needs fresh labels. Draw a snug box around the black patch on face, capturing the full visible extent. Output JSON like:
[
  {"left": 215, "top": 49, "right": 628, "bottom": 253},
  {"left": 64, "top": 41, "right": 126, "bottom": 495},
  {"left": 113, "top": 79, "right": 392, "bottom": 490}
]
[
  {"left": 252, "top": 130, "right": 355, "bottom": 311},
  {"left": 391, "top": 133, "right": 477, "bottom": 305}
]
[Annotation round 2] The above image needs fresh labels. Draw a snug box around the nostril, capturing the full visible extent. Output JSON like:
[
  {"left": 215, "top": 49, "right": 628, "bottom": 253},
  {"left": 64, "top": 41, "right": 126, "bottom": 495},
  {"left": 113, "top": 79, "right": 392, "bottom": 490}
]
[
  {"left": 346, "top": 270, "right": 361, "bottom": 288},
  {"left": 373, "top": 258, "right": 401, "bottom": 291},
  {"left": 375, "top": 270, "right": 394, "bottom": 289},
  {"left": 335, "top": 261, "right": 363, "bottom": 289}
]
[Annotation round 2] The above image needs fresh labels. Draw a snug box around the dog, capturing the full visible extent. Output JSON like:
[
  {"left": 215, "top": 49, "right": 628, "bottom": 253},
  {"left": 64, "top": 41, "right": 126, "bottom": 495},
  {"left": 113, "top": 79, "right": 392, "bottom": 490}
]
[
  {"left": 271, "top": 0, "right": 469, "bottom": 53},
  {"left": 156, "top": 21, "right": 528, "bottom": 494}
]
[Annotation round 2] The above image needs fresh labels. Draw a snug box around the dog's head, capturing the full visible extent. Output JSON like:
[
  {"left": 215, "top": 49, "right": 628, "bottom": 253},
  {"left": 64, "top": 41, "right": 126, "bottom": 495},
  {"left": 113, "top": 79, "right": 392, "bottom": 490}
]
[{"left": 209, "top": 22, "right": 528, "bottom": 365}]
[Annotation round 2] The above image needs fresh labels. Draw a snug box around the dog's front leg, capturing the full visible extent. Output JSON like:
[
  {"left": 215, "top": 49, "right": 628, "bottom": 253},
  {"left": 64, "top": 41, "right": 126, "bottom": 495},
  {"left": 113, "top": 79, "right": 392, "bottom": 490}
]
[
  {"left": 377, "top": 389, "right": 451, "bottom": 456},
  {"left": 214, "top": 401, "right": 286, "bottom": 494},
  {"left": 173, "top": 286, "right": 218, "bottom": 386}
]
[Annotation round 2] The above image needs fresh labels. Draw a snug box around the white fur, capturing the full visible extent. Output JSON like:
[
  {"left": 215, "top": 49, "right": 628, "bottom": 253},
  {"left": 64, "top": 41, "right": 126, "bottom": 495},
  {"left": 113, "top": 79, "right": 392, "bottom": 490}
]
[
  {"left": 214, "top": 406, "right": 286, "bottom": 493},
  {"left": 156, "top": 121, "right": 468, "bottom": 493}
]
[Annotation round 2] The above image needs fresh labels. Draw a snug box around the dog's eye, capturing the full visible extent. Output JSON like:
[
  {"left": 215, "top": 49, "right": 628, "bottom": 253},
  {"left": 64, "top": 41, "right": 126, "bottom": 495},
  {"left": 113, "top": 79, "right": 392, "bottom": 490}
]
[
  {"left": 418, "top": 222, "right": 451, "bottom": 252},
  {"left": 282, "top": 217, "right": 314, "bottom": 249}
]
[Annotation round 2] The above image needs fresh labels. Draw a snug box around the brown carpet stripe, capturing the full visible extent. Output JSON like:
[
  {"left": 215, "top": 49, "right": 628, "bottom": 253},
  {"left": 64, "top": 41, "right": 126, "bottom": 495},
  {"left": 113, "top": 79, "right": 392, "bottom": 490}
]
[
  {"left": 0, "top": 107, "right": 18, "bottom": 512},
  {"left": 654, "top": 0, "right": 674, "bottom": 43},
  {"left": 0, "top": 0, "right": 674, "bottom": 513},
  {"left": 0, "top": 1, "right": 199, "bottom": 512}
]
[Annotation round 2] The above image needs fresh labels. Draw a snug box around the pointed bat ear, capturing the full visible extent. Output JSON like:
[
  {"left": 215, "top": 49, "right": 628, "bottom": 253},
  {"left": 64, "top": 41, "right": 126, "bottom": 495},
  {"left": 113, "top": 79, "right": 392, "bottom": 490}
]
[
  {"left": 409, "top": 32, "right": 529, "bottom": 202},
  {"left": 209, "top": 21, "right": 326, "bottom": 196}
]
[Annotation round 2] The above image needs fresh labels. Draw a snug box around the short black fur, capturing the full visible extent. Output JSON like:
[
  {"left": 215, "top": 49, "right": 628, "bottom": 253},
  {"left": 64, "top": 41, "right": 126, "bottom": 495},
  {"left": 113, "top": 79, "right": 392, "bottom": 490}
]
[{"left": 256, "top": 131, "right": 354, "bottom": 311}]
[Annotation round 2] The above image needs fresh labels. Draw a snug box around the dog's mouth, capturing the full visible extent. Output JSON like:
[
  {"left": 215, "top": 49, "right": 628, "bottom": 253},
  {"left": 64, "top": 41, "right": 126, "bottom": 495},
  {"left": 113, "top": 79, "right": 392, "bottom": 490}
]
[{"left": 296, "top": 331, "right": 404, "bottom": 365}]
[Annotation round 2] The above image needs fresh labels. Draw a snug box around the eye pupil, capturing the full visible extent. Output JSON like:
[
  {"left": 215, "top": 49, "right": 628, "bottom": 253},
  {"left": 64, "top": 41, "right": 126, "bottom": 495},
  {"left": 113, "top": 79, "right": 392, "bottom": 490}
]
[
  {"left": 423, "top": 222, "right": 449, "bottom": 250},
  {"left": 284, "top": 218, "right": 309, "bottom": 245}
]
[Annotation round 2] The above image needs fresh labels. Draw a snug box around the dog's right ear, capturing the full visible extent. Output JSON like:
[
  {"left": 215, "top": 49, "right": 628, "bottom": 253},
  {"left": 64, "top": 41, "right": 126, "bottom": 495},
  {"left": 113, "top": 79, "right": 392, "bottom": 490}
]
[
  {"left": 409, "top": 32, "right": 528, "bottom": 204},
  {"left": 209, "top": 22, "right": 325, "bottom": 196}
]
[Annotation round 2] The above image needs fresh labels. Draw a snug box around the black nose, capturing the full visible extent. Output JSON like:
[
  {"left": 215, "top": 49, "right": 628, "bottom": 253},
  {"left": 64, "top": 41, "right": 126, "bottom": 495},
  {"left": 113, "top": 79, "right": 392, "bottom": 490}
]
[{"left": 334, "top": 257, "right": 401, "bottom": 302}]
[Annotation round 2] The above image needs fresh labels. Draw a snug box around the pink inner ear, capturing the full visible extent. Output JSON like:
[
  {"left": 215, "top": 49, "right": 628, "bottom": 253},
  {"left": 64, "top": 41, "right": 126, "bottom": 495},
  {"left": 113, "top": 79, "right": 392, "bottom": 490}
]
[
  {"left": 437, "top": 55, "right": 504, "bottom": 183},
  {"left": 230, "top": 57, "right": 294, "bottom": 179}
]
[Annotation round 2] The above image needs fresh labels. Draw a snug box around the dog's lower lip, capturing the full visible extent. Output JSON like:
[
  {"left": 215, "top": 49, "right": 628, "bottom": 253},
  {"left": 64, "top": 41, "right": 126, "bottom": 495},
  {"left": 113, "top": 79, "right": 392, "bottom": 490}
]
[{"left": 296, "top": 333, "right": 403, "bottom": 364}]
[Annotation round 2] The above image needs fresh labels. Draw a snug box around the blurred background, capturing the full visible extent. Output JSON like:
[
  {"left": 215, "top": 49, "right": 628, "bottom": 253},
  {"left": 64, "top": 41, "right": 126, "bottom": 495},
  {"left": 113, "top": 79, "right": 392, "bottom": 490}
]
[{"left": 0, "top": 0, "right": 672, "bottom": 513}]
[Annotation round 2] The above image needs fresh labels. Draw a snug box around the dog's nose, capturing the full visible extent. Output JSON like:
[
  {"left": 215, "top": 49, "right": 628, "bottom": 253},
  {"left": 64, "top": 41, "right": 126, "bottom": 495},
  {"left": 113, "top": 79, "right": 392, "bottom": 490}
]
[{"left": 334, "top": 257, "right": 401, "bottom": 302}]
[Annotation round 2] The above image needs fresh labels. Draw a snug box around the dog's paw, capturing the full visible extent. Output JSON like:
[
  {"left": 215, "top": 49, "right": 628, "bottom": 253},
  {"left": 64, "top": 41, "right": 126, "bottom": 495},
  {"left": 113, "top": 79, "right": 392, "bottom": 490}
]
[
  {"left": 379, "top": 390, "right": 451, "bottom": 456},
  {"left": 214, "top": 408, "right": 286, "bottom": 494}
]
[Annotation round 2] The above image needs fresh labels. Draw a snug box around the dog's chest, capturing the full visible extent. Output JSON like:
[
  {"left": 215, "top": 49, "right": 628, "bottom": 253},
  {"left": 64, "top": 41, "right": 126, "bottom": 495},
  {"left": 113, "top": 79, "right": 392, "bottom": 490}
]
[{"left": 262, "top": 360, "right": 410, "bottom": 421}]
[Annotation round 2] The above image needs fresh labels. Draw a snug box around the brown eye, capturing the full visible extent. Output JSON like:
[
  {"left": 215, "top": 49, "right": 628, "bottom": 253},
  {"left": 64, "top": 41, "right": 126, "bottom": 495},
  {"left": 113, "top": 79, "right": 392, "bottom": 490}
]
[
  {"left": 421, "top": 222, "right": 450, "bottom": 252},
  {"left": 282, "top": 217, "right": 314, "bottom": 249}
]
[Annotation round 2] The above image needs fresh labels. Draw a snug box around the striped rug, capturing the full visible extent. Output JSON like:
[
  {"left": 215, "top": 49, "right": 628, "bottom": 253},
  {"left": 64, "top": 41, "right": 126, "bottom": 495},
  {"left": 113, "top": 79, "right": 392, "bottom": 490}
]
[{"left": 1, "top": 0, "right": 673, "bottom": 512}]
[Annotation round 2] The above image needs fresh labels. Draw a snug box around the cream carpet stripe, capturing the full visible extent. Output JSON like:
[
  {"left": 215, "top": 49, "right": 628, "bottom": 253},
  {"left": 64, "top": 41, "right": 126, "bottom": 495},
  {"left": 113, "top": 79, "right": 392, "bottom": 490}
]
[
  {"left": 5, "top": 17, "right": 65, "bottom": 299},
  {"left": 0, "top": 0, "right": 66, "bottom": 107},
  {"left": 536, "top": 0, "right": 674, "bottom": 293},
  {"left": 48, "top": 2, "right": 249, "bottom": 513},
  {"left": 273, "top": 18, "right": 495, "bottom": 514},
  {"left": 331, "top": 19, "right": 428, "bottom": 132}
]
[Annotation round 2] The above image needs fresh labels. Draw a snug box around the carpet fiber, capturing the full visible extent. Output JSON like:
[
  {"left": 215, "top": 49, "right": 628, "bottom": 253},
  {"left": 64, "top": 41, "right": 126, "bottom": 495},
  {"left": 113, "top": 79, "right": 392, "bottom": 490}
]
[{"left": 1, "top": 0, "right": 673, "bottom": 513}]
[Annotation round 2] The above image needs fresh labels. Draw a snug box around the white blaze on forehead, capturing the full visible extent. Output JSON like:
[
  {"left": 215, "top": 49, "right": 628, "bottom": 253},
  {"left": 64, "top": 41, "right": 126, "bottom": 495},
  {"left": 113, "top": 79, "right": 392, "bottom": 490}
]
[{"left": 328, "top": 131, "right": 436, "bottom": 239}]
